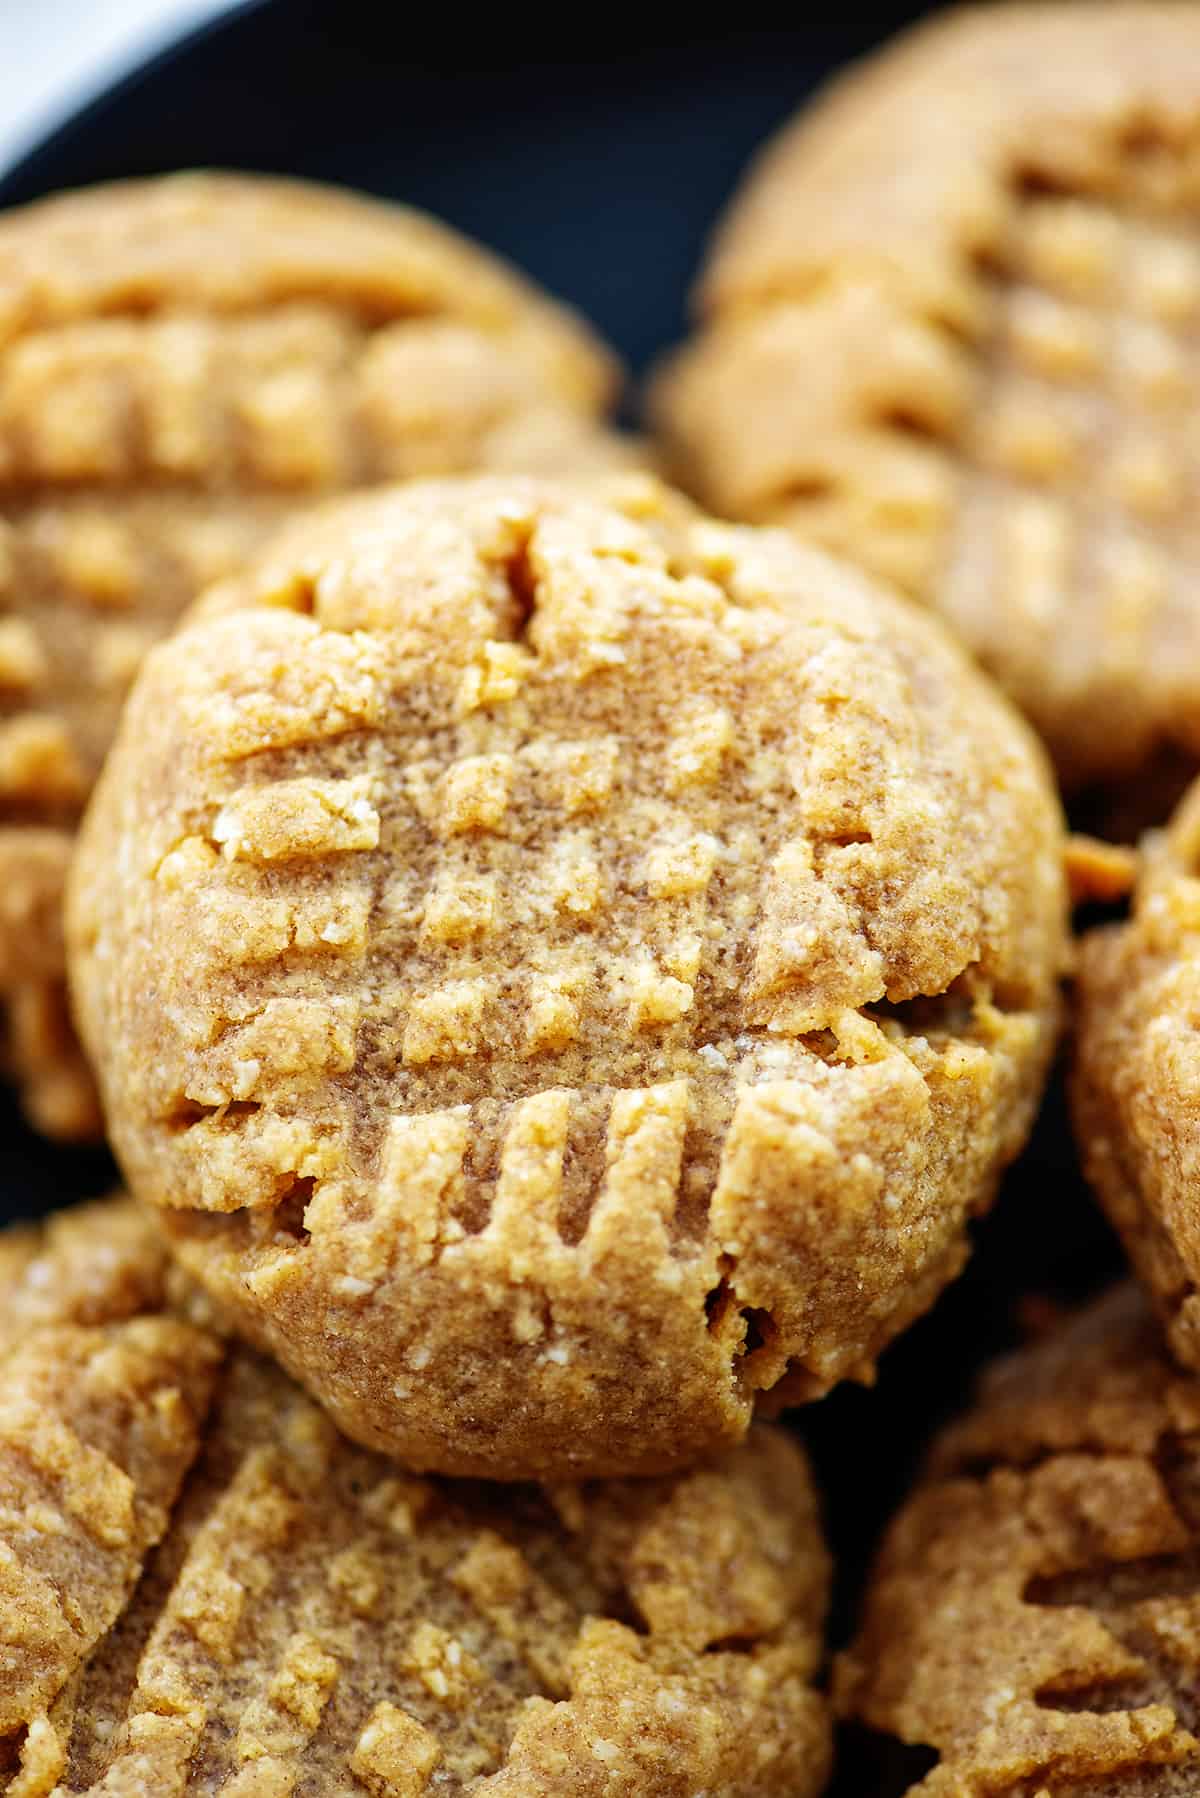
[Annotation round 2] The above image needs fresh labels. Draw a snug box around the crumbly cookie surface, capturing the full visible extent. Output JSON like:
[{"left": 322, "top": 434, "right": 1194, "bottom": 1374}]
[
  {"left": 0, "top": 170, "right": 621, "bottom": 1137},
  {"left": 1073, "top": 776, "right": 1200, "bottom": 1373},
  {"left": 837, "top": 1287, "right": 1200, "bottom": 1795},
  {"left": 0, "top": 1199, "right": 831, "bottom": 1798},
  {"left": 653, "top": 3, "right": 1200, "bottom": 795},
  {"left": 68, "top": 472, "right": 1066, "bottom": 1478},
  {"left": 0, "top": 1193, "right": 172, "bottom": 1358}
]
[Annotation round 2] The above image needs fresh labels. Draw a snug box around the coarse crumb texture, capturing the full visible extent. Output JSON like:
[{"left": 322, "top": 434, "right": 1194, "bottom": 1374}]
[
  {"left": 652, "top": 3, "right": 1200, "bottom": 796},
  {"left": 0, "top": 1200, "right": 832, "bottom": 1798},
  {"left": 0, "top": 170, "right": 623, "bottom": 1139},
  {"left": 0, "top": 1202, "right": 222, "bottom": 1757},
  {"left": 68, "top": 472, "right": 1067, "bottom": 1479},
  {"left": 1073, "top": 774, "right": 1200, "bottom": 1375},
  {"left": 0, "top": 1193, "right": 173, "bottom": 1358},
  {"left": 837, "top": 1286, "right": 1200, "bottom": 1795}
]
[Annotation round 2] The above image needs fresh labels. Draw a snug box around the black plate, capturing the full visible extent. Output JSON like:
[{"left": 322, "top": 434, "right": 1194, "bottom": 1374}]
[{"left": 0, "top": 11, "right": 1126, "bottom": 1792}]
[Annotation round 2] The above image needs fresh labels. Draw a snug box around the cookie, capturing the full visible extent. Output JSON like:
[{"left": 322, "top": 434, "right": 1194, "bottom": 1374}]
[
  {"left": 837, "top": 1286, "right": 1200, "bottom": 1796},
  {"left": 0, "top": 1201, "right": 223, "bottom": 1754},
  {"left": 1073, "top": 775, "right": 1200, "bottom": 1373},
  {"left": 0, "top": 1192, "right": 173, "bottom": 1356},
  {"left": 67, "top": 471, "right": 1067, "bottom": 1479},
  {"left": 0, "top": 170, "right": 622, "bottom": 1137},
  {"left": 652, "top": 3, "right": 1200, "bottom": 797},
  {"left": 0, "top": 1200, "right": 832, "bottom": 1797}
]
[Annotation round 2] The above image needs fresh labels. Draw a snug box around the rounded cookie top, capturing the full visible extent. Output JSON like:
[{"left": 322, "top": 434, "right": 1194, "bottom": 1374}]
[
  {"left": 0, "top": 1199, "right": 832, "bottom": 1798},
  {"left": 837, "top": 1287, "right": 1200, "bottom": 1796},
  {"left": 68, "top": 472, "right": 1067, "bottom": 1479},
  {"left": 653, "top": 3, "right": 1200, "bottom": 791},
  {"left": 0, "top": 170, "right": 621, "bottom": 1137},
  {"left": 1073, "top": 774, "right": 1200, "bottom": 1372}
]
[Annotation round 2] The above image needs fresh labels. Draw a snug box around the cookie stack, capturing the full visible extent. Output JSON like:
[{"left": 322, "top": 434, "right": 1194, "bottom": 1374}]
[{"left": 5, "top": 4, "right": 1200, "bottom": 1794}]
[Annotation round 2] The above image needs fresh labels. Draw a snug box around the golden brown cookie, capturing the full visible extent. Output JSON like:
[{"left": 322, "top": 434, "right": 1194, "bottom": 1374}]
[
  {"left": 653, "top": 3, "right": 1200, "bottom": 797},
  {"left": 67, "top": 471, "right": 1067, "bottom": 1479},
  {"left": 0, "top": 1199, "right": 832, "bottom": 1798},
  {"left": 1073, "top": 775, "right": 1200, "bottom": 1373},
  {"left": 837, "top": 1286, "right": 1200, "bottom": 1796},
  {"left": 0, "top": 1201, "right": 222, "bottom": 1754},
  {"left": 0, "top": 170, "right": 621, "bottom": 1137},
  {"left": 0, "top": 1192, "right": 173, "bottom": 1357}
]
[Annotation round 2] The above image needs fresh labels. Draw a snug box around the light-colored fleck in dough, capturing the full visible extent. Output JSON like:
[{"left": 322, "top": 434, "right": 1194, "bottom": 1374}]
[
  {"left": 0, "top": 170, "right": 625, "bottom": 1138},
  {"left": 837, "top": 1286, "right": 1200, "bottom": 1795},
  {"left": 1074, "top": 774, "right": 1200, "bottom": 1374},
  {"left": 653, "top": 3, "right": 1200, "bottom": 796},
  {"left": 68, "top": 472, "right": 1068, "bottom": 1479},
  {"left": 0, "top": 1198, "right": 831, "bottom": 1798}
]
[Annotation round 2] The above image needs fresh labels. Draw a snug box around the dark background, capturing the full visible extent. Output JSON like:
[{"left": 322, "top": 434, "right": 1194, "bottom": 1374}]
[
  {"left": 0, "top": 2, "right": 959, "bottom": 376},
  {"left": 0, "top": 8, "right": 1126, "bottom": 1791}
]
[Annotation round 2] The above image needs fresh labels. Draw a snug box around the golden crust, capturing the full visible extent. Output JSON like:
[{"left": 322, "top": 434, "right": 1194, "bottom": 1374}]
[
  {"left": 1073, "top": 775, "right": 1200, "bottom": 1370},
  {"left": 0, "top": 170, "right": 623, "bottom": 1138},
  {"left": 0, "top": 1198, "right": 831, "bottom": 1798},
  {"left": 653, "top": 3, "right": 1200, "bottom": 793},
  {"left": 68, "top": 472, "right": 1067, "bottom": 1479},
  {"left": 0, "top": 1204, "right": 221, "bottom": 1747},
  {"left": 0, "top": 1193, "right": 170, "bottom": 1359},
  {"left": 0, "top": 1319, "right": 221, "bottom": 1741},
  {"left": 837, "top": 1287, "right": 1200, "bottom": 1796}
]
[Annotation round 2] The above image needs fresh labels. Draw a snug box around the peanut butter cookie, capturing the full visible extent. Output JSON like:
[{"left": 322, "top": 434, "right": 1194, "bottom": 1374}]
[
  {"left": 0, "top": 1191, "right": 172, "bottom": 1354},
  {"left": 0, "top": 1199, "right": 832, "bottom": 1798},
  {"left": 68, "top": 472, "right": 1067, "bottom": 1479},
  {"left": 653, "top": 3, "right": 1200, "bottom": 796},
  {"left": 1074, "top": 775, "right": 1200, "bottom": 1373},
  {"left": 837, "top": 1286, "right": 1200, "bottom": 1795},
  {"left": 0, "top": 170, "right": 621, "bottom": 1137}
]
